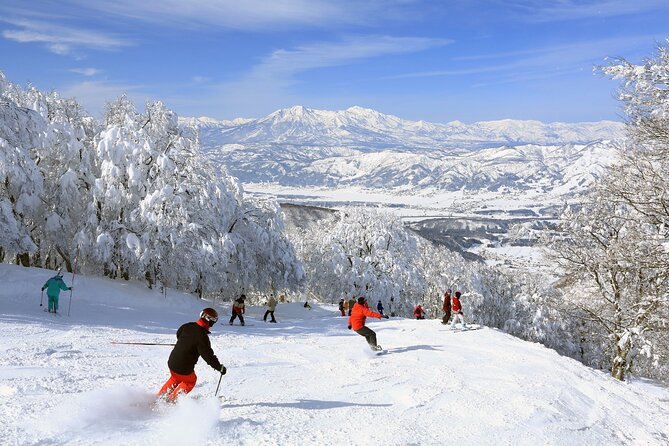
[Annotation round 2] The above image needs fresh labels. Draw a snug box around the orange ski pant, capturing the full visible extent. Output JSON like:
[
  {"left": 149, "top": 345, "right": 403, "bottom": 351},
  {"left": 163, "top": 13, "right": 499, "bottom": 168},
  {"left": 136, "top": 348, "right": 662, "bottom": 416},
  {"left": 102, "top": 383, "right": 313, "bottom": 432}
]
[{"left": 158, "top": 370, "right": 197, "bottom": 401}]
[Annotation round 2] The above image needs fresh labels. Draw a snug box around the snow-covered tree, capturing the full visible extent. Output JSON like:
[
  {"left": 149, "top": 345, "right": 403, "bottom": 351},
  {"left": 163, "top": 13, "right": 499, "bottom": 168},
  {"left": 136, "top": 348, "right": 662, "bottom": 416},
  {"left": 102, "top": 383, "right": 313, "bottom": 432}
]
[
  {"left": 0, "top": 96, "right": 44, "bottom": 262},
  {"left": 228, "top": 197, "right": 305, "bottom": 300},
  {"left": 548, "top": 195, "right": 668, "bottom": 380},
  {"left": 292, "top": 208, "right": 425, "bottom": 312},
  {"left": 1, "top": 73, "right": 97, "bottom": 271}
]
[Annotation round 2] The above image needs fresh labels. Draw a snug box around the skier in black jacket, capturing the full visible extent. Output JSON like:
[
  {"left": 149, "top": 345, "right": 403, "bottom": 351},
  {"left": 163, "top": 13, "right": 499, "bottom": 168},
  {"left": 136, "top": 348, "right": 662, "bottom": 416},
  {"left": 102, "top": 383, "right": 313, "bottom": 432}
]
[{"left": 157, "top": 308, "right": 227, "bottom": 402}]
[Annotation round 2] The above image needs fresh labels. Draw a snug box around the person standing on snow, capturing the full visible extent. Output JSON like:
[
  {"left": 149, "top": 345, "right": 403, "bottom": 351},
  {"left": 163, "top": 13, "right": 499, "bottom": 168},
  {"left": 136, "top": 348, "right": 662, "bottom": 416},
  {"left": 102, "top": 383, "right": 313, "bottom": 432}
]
[
  {"left": 347, "top": 296, "right": 356, "bottom": 316},
  {"left": 414, "top": 304, "right": 426, "bottom": 320},
  {"left": 450, "top": 291, "right": 467, "bottom": 329},
  {"left": 339, "top": 299, "right": 346, "bottom": 316},
  {"left": 348, "top": 296, "right": 388, "bottom": 351},
  {"left": 264, "top": 294, "right": 278, "bottom": 323},
  {"left": 157, "top": 308, "right": 226, "bottom": 402},
  {"left": 41, "top": 270, "right": 72, "bottom": 314},
  {"left": 229, "top": 295, "right": 246, "bottom": 326},
  {"left": 441, "top": 289, "right": 452, "bottom": 325},
  {"left": 376, "top": 300, "right": 384, "bottom": 316}
]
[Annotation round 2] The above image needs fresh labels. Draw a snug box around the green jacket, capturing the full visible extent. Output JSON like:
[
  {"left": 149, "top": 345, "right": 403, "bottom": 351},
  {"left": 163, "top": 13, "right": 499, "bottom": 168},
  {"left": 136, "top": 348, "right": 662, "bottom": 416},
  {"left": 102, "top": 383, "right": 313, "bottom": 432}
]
[{"left": 42, "top": 276, "right": 70, "bottom": 297}]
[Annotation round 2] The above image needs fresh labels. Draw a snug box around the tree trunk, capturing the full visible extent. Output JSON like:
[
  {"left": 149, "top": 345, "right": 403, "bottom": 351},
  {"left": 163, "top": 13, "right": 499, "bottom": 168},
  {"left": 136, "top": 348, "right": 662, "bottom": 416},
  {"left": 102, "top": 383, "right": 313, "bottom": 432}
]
[
  {"left": 611, "top": 333, "right": 631, "bottom": 381},
  {"left": 16, "top": 252, "right": 30, "bottom": 267}
]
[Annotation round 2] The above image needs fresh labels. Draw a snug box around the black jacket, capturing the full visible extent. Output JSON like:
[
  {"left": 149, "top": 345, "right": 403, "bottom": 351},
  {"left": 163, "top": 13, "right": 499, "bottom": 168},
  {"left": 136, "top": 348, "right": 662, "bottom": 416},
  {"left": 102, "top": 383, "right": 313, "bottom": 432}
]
[{"left": 168, "top": 322, "right": 222, "bottom": 375}]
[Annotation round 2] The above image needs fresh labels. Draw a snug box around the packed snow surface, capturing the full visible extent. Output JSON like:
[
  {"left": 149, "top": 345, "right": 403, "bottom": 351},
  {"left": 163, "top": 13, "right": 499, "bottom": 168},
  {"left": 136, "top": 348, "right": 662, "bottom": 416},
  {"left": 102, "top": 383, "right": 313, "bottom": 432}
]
[{"left": 1, "top": 264, "right": 668, "bottom": 446}]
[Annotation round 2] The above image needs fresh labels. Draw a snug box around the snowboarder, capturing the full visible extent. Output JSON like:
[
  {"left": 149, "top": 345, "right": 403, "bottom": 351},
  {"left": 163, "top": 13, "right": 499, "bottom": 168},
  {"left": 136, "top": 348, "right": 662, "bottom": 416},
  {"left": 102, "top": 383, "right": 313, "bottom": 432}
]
[
  {"left": 348, "top": 296, "right": 388, "bottom": 351},
  {"left": 441, "top": 289, "right": 452, "bottom": 324},
  {"left": 157, "top": 308, "right": 226, "bottom": 402},
  {"left": 338, "top": 299, "right": 346, "bottom": 316},
  {"left": 376, "top": 300, "right": 384, "bottom": 316},
  {"left": 304, "top": 300, "right": 312, "bottom": 310},
  {"left": 264, "top": 294, "right": 278, "bottom": 323},
  {"left": 229, "top": 295, "right": 246, "bottom": 326},
  {"left": 450, "top": 291, "right": 467, "bottom": 329},
  {"left": 41, "top": 270, "right": 72, "bottom": 314},
  {"left": 414, "top": 304, "right": 426, "bottom": 320}
]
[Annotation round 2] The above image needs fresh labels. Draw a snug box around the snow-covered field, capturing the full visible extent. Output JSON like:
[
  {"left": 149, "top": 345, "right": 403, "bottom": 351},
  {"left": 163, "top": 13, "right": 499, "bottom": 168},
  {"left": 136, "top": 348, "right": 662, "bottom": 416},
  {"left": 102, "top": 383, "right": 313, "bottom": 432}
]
[{"left": 1, "top": 264, "right": 668, "bottom": 446}]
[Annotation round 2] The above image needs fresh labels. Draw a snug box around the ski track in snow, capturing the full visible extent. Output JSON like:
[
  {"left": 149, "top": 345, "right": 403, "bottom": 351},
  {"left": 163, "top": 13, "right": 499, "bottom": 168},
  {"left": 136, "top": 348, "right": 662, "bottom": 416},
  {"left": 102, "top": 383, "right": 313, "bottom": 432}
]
[{"left": 1, "top": 265, "right": 668, "bottom": 445}]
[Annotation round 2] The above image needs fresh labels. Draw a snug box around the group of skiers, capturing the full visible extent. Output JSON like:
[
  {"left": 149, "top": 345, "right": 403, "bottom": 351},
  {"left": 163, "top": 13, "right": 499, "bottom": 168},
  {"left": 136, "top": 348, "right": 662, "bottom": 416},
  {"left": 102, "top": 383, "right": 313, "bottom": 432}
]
[
  {"left": 38, "top": 269, "right": 467, "bottom": 401},
  {"left": 441, "top": 289, "right": 466, "bottom": 328}
]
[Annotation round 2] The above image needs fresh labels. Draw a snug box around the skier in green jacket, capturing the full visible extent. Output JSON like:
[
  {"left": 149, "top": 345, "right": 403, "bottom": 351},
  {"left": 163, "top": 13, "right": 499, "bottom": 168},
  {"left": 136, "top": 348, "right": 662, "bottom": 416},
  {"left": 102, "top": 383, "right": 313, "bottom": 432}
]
[{"left": 41, "top": 271, "right": 71, "bottom": 314}]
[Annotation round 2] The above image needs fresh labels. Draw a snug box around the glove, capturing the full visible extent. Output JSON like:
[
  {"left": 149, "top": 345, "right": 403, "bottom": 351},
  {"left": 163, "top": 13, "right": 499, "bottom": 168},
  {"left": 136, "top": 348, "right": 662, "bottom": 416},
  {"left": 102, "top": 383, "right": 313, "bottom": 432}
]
[
  {"left": 69, "top": 287, "right": 73, "bottom": 291},
  {"left": 347, "top": 325, "right": 352, "bottom": 330},
  {"left": 220, "top": 365, "right": 227, "bottom": 375},
  {"left": 382, "top": 315, "right": 389, "bottom": 319}
]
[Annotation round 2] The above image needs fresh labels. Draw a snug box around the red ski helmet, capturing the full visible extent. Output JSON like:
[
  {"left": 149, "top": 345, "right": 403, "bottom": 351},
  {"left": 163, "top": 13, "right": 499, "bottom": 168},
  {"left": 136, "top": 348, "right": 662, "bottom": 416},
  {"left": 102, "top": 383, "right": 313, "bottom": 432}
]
[{"left": 200, "top": 308, "right": 219, "bottom": 326}]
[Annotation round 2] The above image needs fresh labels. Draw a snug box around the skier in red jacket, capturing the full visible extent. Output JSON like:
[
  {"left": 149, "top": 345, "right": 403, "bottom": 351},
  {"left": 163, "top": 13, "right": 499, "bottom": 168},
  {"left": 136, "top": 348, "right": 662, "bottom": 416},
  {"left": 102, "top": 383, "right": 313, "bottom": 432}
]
[
  {"left": 348, "top": 297, "right": 388, "bottom": 351},
  {"left": 450, "top": 291, "right": 467, "bottom": 329},
  {"left": 157, "top": 308, "right": 226, "bottom": 402},
  {"left": 413, "top": 304, "right": 426, "bottom": 320}
]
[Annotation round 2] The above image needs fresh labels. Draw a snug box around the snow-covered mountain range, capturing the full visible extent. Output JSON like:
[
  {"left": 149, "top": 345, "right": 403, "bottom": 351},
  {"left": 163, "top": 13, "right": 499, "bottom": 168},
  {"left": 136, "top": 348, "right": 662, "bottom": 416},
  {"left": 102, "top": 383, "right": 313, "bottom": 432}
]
[{"left": 182, "top": 105, "right": 624, "bottom": 196}]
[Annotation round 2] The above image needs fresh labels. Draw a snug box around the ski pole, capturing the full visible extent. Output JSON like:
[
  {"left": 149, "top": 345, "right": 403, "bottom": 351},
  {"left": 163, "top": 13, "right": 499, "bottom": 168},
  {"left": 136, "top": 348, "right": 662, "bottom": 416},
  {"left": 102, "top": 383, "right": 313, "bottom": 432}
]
[
  {"left": 215, "top": 372, "right": 223, "bottom": 397},
  {"left": 111, "top": 341, "right": 176, "bottom": 346},
  {"left": 68, "top": 247, "right": 80, "bottom": 317},
  {"left": 40, "top": 289, "right": 44, "bottom": 307}
]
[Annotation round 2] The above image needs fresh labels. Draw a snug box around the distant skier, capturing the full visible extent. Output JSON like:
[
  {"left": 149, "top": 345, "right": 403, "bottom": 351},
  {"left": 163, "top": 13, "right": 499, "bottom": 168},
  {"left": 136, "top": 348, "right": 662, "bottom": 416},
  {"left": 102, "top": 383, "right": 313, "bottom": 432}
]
[
  {"left": 441, "top": 289, "right": 452, "bottom": 325},
  {"left": 304, "top": 300, "right": 312, "bottom": 310},
  {"left": 348, "top": 296, "right": 388, "bottom": 351},
  {"left": 264, "top": 294, "right": 278, "bottom": 323},
  {"left": 347, "top": 297, "right": 356, "bottom": 316},
  {"left": 450, "top": 291, "right": 467, "bottom": 329},
  {"left": 229, "top": 295, "right": 246, "bottom": 326},
  {"left": 157, "top": 308, "right": 226, "bottom": 402},
  {"left": 376, "top": 300, "right": 384, "bottom": 316},
  {"left": 338, "top": 299, "right": 346, "bottom": 316},
  {"left": 41, "top": 270, "right": 72, "bottom": 314},
  {"left": 343, "top": 298, "right": 350, "bottom": 315},
  {"left": 414, "top": 304, "right": 426, "bottom": 320}
]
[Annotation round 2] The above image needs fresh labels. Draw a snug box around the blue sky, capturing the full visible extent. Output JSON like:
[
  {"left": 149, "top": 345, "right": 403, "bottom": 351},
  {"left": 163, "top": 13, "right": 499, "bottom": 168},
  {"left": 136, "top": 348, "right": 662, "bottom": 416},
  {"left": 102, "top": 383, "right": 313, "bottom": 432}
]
[{"left": 1, "top": 1, "right": 667, "bottom": 123}]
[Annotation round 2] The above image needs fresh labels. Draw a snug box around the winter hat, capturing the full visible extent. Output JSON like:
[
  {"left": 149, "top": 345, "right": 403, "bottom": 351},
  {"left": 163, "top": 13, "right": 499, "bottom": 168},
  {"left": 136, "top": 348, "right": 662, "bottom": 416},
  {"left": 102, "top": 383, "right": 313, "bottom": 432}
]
[
  {"left": 446, "top": 289, "right": 452, "bottom": 294},
  {"left": 455, "top": 291, "right": 461, "bottom": 297},
  {"left": 357, "top": 297, "right": 366, "bottom": 305}
]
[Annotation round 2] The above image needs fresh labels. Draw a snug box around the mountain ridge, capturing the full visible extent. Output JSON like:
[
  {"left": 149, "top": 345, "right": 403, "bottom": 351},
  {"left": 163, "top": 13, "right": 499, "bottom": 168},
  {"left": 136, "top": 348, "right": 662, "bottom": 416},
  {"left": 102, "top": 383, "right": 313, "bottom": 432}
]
[{"left": 180, "top": 105, "right": 623, "bottom": 199}]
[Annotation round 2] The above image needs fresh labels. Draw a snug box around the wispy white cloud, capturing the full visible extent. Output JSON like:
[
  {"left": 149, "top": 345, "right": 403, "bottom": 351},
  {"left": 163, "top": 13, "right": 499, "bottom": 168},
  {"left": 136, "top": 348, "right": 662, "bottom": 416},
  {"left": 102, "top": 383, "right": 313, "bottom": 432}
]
[
  {"left": 69, "top": 67, "right": 101, "bottom": 77},
  {"left": 252, "top": 35, "right": 451, "bottom": 80},
  {"left": 62, "top": 0, "right": 395, "bottom": 30},
  {"left": 1, "top": 18, "right": 132, "bottom": 55},
  {"left": 386, "top": 35, "right": 657, "bottom": 82},
  {"left": 495, "top": 0, "right": 669, "bottom": 22}
]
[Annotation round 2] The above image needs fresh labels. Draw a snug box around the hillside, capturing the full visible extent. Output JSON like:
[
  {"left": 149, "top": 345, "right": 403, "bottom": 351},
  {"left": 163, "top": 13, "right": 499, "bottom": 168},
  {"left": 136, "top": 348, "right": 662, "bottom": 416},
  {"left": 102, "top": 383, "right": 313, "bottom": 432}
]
[{"left": 1, "top": 264, "right": 668, "bottom": 445}]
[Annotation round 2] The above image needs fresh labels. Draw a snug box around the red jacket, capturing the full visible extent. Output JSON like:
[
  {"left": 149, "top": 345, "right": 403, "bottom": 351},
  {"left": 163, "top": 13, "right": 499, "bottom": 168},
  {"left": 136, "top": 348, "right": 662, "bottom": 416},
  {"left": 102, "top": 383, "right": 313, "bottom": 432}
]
[
  {"left": 442, "top": 294, "right": 451, "bottom": 312},
  {"left": 414, "top": 305, "right": 425, "bottom": 317},
  {"left": 452, "top": 296, "right": 462, "bottom": 313},
  {"left": 348, "top": 303, "right": 381, "bottom": 331}
]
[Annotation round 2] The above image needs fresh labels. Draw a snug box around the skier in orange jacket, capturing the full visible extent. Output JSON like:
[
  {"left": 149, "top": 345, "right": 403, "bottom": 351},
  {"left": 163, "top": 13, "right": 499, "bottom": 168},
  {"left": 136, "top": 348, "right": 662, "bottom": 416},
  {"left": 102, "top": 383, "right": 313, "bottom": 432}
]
[{"left": 348, "top": 297, "right": 388, "bottom": 351}]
